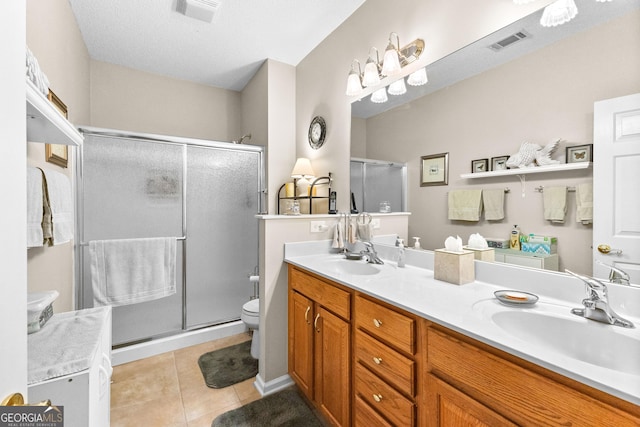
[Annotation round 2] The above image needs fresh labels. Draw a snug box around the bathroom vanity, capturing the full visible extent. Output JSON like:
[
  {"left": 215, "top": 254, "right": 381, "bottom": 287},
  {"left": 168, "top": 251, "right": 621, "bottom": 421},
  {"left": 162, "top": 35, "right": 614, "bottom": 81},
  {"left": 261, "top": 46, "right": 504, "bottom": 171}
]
[
  {"left": 285, "top": 243, "right": 639, "bottom": 426},
  {"left": 28, "top": 306, "right": 112, "bottom": 427}
]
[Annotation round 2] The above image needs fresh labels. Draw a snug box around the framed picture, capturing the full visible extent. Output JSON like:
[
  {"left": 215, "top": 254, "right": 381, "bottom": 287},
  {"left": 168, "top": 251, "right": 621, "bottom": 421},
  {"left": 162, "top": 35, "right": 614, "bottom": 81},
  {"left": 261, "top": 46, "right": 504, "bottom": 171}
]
[
  {"left": 420, "top": 152, "right": 449, "bottom": 186},
  {"left": 45, "top": 90, "right": 69, "bottom": 168},
  {"left": 566, "top": 144, "right": 593, "bottom": 163},
  {"left": 491, "top": 156, "right": 509, "bottom": 171},
  {"left": 471, "top": 158, "right": 489, "bottom": 173}
]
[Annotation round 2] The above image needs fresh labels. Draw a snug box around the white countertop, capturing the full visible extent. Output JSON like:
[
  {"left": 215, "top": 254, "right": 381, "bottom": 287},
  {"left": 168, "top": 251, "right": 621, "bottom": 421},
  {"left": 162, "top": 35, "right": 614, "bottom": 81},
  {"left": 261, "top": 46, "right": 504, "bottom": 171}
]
[{"left": 284, "top": 241, "right": 640, "bottom": 406}]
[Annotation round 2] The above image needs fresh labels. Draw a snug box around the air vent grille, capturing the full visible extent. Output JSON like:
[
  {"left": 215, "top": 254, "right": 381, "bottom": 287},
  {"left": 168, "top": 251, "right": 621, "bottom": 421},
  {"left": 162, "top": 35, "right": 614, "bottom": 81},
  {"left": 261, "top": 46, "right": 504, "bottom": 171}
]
[
  {"left": 176, "top": 0, "right": 221, "bottom": 23},
  {"left": 488, "top": 30, "right": 531, "bottom": 51}
]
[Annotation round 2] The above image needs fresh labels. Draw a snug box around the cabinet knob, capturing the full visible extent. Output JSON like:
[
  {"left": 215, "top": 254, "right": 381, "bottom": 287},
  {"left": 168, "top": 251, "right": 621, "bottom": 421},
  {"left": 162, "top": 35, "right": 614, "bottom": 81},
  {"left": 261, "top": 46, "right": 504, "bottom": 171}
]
[
  {"left": 304, "top": 306, "right": 311, "bottom": 324},
  {"left": 372, "top": 393, "right": 383, "bottom": 403},
  {"left": 373, "top": 318, "right": 383, "bottom": 328},
  {"left": 373, "top": 357, "right": 383, "bottom": 365}
]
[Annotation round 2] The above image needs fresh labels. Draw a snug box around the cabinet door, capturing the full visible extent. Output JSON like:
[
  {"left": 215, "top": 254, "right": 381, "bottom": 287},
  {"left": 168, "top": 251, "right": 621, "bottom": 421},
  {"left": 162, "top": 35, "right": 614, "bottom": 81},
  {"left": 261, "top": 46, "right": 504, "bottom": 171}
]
[
  {"left": 425, "top": 374, "right": 517, "bottom": 427},
  {"left": 289, "top": 291, "right": 314, "bottom": 400},
  {"left": 315, "top": 306, "right": 350, "bottom": 427}
]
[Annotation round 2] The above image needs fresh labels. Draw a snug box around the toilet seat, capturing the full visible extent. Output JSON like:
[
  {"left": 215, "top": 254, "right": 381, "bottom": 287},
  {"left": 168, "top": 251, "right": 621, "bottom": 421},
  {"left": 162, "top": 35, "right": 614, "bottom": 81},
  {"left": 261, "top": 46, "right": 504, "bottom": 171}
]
[{"left": 242, "top": 298, "right": 259, "bottom": 316}]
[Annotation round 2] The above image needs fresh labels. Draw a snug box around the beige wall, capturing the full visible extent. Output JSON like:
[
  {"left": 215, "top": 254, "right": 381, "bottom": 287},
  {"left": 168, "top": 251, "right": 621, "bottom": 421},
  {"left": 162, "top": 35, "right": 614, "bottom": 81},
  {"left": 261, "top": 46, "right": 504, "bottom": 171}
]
[
  {"left": 26, "top": 0, "right": 90, "bottom": 313},
  {"left": 362, "top": 11, "right": 640, "bottom": 274},
  {"left": 90, "top": 61, "right": 242, "bottom": 141}
]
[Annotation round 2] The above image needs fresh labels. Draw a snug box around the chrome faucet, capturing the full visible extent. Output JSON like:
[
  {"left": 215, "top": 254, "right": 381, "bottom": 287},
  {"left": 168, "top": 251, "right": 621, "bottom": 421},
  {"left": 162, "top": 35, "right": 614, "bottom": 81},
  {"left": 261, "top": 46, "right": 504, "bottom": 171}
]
[
  {"left": 361, "top": 242, "right": 384, "bottom": 265},
  {"left": 596, "top": 260, "right": 631, "bottom": 286},
  {"left": 565, "top": 270, "right": 634, "bottom": 328}
]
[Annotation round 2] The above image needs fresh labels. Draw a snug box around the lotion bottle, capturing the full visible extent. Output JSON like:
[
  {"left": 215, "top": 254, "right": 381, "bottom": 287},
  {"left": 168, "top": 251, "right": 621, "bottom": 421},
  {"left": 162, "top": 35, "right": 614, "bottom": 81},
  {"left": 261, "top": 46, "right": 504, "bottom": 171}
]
[
  {"left": 510, "top": 225, "right": 521, "bottom": 250},
  {"left": 397, "top": 238, "right": 406, "bottom": 268}
]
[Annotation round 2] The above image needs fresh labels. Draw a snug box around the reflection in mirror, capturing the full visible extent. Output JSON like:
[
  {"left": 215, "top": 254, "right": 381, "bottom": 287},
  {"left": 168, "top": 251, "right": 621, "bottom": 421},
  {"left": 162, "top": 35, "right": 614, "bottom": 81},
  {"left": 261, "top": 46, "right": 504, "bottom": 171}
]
[
  {"left": 350, "top": 158, "right": 407, "bottom": 214},
  {"left": 350, "top": 0, "right": 640, "bottom": 274}
]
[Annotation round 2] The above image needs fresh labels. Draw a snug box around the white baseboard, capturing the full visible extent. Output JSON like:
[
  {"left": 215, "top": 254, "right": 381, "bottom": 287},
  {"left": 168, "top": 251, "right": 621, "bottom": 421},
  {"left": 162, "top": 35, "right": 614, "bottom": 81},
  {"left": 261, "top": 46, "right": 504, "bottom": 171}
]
[
  {"left": 253, "top": 373, "right": 294, "bottom": 396},
  {"left": 112, "top": 321, "right": 246, "bottom": 366}
]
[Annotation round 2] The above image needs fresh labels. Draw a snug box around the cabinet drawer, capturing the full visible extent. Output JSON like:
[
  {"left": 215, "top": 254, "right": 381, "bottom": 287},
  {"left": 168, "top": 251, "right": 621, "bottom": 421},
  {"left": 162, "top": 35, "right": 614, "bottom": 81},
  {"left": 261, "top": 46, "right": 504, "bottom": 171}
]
[
  {"left": 355, "top": 330, "right": 415, "bottom": 395},
  {"left": 355, "top": 295, "right": 415, "bottom": 354},
  {"left": 355, "top": 363, "right": 415, "bottom": 427},
  {"left": 354, "top": 395, "right": 393, "bottom": 427},
  {"left": 427, "top": 327, "right": 640, "bottom": 426},
  {"left": 290, "top": 267, "right": 350, "bottom": 320}
]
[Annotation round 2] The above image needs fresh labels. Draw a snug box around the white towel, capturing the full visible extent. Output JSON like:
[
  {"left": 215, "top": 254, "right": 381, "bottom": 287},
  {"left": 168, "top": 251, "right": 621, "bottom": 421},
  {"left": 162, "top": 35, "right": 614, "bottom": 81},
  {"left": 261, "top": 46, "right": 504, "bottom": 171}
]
[
  {"left": 576, "top": 183, "right": 593, "bottom": 225},
  {"left": 332, "top": 222, "right": 344, "bottom": 249},
  {"left": 543, "top": 186, "right": 567, "bottom": 223},
  {"left": 482, "top": 189, "right": 505, "bottom": 221},
  {"left": 27, "top": 167, "right": 44, "bottom": 248},
  {"left": 357, "top": 223, "right": 373, "bottom": 242},
  {"left": 448, "top": 189, "right": 483, "bottom": 221},
  {"left": 90, "top": 237, "right": 177, "bottom": 307},
  {"left": 41, "top": 169, "right": 74, "bottom": 245}
]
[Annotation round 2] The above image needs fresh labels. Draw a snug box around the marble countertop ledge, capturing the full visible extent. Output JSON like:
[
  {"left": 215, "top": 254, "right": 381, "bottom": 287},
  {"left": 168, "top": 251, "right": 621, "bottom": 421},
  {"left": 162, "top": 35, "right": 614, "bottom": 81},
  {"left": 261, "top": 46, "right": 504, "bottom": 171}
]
[{"left": 284, "top": 239, "right": 640, "bottom": 406}]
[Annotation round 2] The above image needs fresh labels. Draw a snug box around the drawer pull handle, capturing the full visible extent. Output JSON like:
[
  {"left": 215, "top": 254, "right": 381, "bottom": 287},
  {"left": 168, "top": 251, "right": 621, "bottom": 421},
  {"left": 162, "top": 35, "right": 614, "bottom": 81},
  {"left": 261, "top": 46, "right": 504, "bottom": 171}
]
[
  {"left": 372, "top": 393, "right": 383, "bottom": 403},
  {"left": 304, "top": 306, "right": 311, "bottom": 324},
  {"left": 373, "top": 357, "right": 383, "bottom": 365},
  {"left": 314, "top": 313, "right": 320, "bottom": 332},
  {"left": 373, "top": 318, "right": 382, "bottom": 328}
]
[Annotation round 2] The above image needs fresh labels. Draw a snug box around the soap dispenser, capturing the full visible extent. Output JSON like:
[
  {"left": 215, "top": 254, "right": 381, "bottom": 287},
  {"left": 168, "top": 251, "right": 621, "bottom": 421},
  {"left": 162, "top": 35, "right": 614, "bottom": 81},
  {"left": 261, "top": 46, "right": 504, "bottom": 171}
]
[{"left": 397, "top": 238, "right": 406, "bottom": 268}]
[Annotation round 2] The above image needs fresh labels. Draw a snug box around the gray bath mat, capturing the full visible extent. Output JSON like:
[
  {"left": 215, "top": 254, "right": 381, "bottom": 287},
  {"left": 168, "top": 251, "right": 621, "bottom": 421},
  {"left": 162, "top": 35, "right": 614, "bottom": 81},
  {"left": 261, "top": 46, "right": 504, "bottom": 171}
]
[
  {"left": 212, "top": 389, "right": 325, "bottom": 427},
  {"left": 198, "top": 340, "right": 258, "bottom": 388}
]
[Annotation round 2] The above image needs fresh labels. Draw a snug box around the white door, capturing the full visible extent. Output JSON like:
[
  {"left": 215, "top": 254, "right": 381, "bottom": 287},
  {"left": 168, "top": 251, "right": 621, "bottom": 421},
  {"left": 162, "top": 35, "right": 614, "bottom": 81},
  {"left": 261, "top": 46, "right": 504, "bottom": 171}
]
[{"left": 593, "top": 93, "right": 640, "bottom": 285}]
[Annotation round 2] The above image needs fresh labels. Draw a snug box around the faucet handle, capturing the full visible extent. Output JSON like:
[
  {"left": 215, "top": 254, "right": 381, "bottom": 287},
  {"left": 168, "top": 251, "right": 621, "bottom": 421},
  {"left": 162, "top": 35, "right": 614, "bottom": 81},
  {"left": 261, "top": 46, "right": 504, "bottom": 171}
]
[{"left": 596, "top": 260, "right": 631, "bottom": 285}]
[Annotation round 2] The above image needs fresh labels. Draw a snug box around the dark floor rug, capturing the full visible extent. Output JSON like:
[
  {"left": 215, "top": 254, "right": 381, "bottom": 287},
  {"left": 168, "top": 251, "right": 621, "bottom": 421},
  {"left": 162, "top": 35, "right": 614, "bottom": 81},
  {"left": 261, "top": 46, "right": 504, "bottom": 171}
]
[
  {"left": 198, "top": 340, "right": 258, "bottom": 389},
  {"left": 212, "top": 389, "right": 325, "bottom": 427}
]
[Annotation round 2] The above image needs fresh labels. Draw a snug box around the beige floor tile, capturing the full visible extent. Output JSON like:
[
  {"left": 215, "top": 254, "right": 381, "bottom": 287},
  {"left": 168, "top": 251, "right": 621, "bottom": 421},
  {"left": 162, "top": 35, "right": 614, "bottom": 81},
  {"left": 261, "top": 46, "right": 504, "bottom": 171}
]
[
  {"left": 233, "top": 377, "right": 261, "bottom": 403},
  {"left": 180, "top": 381, "right": 240, "bottom": 422},
  {"left": 110, "top": 395, "right": 187, "bottom": 427},
  {"left": 186, "top": 401, "right": 242, "bottom": 427}
]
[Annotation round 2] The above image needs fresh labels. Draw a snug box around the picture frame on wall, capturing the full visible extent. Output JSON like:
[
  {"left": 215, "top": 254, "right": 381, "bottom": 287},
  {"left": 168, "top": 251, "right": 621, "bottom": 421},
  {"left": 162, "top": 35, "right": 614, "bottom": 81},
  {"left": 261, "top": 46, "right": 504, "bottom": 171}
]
[
  {"left": 471, "top": 158, "right": 489, "bottom": 173},
  {"left": 45, "top": 90, "right": 69, "bottom": 168},
  {"left": 491, "top": 156, "right": 509, "bottom": 171},
  {"left": 420, "top": 152, "right": 449, "bottom": 186},
  {"left": 566, "top": 144, "right": 593, "bottom": 163}
]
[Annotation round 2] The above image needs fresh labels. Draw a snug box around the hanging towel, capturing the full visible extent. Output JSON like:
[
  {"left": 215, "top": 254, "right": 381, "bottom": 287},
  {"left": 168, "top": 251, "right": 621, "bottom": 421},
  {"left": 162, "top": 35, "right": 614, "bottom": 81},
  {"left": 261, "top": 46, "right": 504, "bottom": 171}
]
[
  {"left": 27, "top": 167, "right": 44, "bottom": 248},
  {"left": 332, "top": 222, "right": 344, "bottom": 249},
  {"left": 543, "top": 186, "right": 567, "bottom": 223},
  {"left": 41, "top": 169, "right": 74, "bottom": 245},
  {"left": 576, "top": 183, "right": 593, "bottom": 225},
  {"left": 90, "top": 237, "right": 177, "bottom": 307},
  {"left": 482, "top": 189, "right": 505, "bottom": 221},
  {"left": 357, "top": 222, "right": 373, "bottom": 242},
  {"left": 448, "top": 189, "right": 483, "bottom": 221},
  {"left": 347, "top": 219, "right": 357, "bottom": 244}
]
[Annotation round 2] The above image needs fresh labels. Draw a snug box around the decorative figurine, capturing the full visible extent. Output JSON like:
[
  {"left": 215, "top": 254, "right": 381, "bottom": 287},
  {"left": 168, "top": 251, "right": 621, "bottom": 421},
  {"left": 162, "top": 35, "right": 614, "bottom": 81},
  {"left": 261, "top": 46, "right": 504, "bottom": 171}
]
[{"left": 506, "top": 139, "right": 561, "bottom": 168}]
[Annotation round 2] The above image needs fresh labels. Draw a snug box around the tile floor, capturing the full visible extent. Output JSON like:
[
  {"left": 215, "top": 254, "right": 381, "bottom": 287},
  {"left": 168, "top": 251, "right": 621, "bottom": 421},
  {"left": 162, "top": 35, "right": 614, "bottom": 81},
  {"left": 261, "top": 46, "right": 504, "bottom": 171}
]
[{"left": 110, "top": 332, "right": 262, "bottom": 427}]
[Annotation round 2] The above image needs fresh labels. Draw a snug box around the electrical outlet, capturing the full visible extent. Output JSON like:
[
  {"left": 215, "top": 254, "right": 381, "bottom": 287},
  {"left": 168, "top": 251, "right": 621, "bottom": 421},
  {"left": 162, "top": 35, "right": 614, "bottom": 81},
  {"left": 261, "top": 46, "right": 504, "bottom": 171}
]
[
  {"left": 372, "top": 218, "right": 381, "bottom": 229},
  {"left": 310, "top": 221, "right": 328, "bottom": 233}
]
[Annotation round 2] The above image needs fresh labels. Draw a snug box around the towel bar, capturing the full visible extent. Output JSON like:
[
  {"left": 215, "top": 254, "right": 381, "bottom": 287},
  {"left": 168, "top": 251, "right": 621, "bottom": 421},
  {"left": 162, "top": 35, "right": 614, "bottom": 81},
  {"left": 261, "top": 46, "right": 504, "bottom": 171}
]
[
  {"left": 447, "top": 188, "right": 510, "bottom": 194},
  {"left": 534, "top": 186, "right": 576, "bottom": 193},
  {"left": 79, "top": 236, "right": 186, "bottom": 246}
]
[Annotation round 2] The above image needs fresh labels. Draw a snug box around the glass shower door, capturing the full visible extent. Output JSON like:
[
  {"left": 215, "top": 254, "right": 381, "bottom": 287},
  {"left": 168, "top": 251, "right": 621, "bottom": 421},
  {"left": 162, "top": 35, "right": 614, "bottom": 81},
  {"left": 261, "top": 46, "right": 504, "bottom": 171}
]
[
  {"left": 80, "top": 134, "right": 185, "bottom": 345},
  {"left": 185, "top": 145, "right": 261, "bottom": 328}
]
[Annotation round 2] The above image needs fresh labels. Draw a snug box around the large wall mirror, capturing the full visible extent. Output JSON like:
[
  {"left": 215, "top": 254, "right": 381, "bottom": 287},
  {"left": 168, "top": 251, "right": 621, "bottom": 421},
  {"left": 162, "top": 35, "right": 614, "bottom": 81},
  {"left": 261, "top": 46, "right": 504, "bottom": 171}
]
[{"left": 350, "top": 0, "right": 640, "bottom": 276}]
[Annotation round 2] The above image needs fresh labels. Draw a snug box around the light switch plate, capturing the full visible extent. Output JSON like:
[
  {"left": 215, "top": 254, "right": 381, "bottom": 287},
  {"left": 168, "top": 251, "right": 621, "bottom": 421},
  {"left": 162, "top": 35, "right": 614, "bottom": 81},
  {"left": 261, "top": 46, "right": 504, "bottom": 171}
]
[
  {"left": 310, "top": 221, "right": 328, "bottom": 233},
  {"left": 372, "top": 218, "right": 381, "bottom": 229}
]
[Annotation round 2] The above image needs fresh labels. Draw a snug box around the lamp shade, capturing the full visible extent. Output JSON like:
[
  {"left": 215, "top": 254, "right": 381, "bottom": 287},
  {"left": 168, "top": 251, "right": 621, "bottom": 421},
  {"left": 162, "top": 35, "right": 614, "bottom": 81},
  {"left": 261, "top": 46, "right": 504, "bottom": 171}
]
[
  {"left": 540, "top": 0, "right": 578, "bottom": 27},
  {"left": 362, "top": 59, "right": 381, "bottom": 87},
  {"left": 388, "top": 78, "right": 406, "bottom": 96},
  {"left": 381, "top": 45, "right": 401, "bottom": 76},
  {"left": 346, "top": 71, "right": 363, "bottom": 96},
  {"left": 407, "top": 67, "right": 428, "bottom": 86},
  {"left": 291, "top": 158, "right": 315, "bottom": 179},
  {"left": 370, "top": 87, "right": 388, "bottom": 104}
]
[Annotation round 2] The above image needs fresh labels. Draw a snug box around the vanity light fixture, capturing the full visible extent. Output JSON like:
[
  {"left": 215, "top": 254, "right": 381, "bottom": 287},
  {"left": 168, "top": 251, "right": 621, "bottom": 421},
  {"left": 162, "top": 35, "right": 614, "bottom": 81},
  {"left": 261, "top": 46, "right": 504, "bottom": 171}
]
[
  {"left": 387, "top": 78, "right": 407, "bottom": 96},
  {"left": 540, "top": 0, "right": 578, "bottom": 27},
  {"left": 381, "top": 32, "right": 402, "bottom": 76},
  {"left": 362, "top": 48, "right": 382, "bottom": 87},
  {"left": 407, "top": 67, "right": 428, "bottom": 86},
  {"left": 345, "top": 60, "right": 363, "bottom": 96},
  {"left": 370, "top": 87, "right": 388, "bottom": 103}
]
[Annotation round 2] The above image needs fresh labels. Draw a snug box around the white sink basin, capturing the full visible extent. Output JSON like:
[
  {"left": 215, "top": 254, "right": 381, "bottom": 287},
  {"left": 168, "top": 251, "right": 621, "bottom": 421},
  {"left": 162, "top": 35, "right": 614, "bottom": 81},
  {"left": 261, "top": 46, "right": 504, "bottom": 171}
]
[
  {"left": 321, "top": 258, "right": 381, "bottom": 276},
  {"left": 491, "top": 308, "right": 640, "bottom": 375}
]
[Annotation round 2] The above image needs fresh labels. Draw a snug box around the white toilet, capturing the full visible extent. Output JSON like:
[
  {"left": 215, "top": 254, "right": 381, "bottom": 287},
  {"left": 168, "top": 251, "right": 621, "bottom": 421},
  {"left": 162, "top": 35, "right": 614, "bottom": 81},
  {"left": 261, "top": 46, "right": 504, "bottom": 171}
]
[{"left": 241, "top": 298, "right": 260, "bottom": 359}]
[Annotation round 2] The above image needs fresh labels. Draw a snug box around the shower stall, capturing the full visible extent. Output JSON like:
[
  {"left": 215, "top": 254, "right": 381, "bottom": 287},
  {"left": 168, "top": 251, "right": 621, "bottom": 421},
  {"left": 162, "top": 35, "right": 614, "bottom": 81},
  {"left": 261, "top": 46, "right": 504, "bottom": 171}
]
[
  {"left": 350, "top": 158, "right": 407, "bottom": 213},
  {"left": 76, "top": 128, "right": 265, "bottom": 347}
]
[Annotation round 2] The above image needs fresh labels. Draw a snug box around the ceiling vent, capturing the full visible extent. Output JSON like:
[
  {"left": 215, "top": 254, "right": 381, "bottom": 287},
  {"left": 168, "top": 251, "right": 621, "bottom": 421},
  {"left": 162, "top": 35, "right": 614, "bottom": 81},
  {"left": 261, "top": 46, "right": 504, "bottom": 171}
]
[
  {"left": 488, "top": 30, "right": 531, "bottom": 51},
  {"left": 176, "top": 0, "right": 220, "bottom": 23}
]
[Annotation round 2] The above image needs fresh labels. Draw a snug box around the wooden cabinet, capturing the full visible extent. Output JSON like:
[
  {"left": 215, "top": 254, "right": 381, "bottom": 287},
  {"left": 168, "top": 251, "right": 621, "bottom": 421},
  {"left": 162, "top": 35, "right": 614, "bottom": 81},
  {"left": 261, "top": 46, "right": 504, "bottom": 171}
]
[
  {"left": 288, "top": 265, "right": 351, "bottom": 426},
  {"left": 423, "top": 322, "right": 640, "bottom": 426},
  {"left": 354, "top": 294, "right": 421, "bottom": 426}
]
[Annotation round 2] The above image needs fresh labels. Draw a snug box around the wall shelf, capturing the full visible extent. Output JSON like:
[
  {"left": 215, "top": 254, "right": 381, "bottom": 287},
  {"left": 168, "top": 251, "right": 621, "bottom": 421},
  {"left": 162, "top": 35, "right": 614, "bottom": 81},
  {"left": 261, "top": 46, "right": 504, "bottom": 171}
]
[
  {"left": 460, "top": 162, "right": 591, "bottom": 179},
  {"left": 26, "top": 78, "right": 83, "bottom": 146}
]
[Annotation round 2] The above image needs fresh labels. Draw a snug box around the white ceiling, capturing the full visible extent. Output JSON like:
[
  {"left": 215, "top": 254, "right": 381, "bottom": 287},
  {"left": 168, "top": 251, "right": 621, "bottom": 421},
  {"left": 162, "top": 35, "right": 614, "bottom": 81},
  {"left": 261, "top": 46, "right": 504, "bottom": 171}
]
[{"left": 67, "top": 0, "right": 366, "bottom": 92}]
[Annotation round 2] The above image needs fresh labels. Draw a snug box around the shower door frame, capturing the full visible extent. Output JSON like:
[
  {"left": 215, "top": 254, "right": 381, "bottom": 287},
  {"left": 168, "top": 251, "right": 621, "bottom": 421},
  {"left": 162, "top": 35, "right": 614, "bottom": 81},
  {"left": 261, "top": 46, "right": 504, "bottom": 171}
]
[{"left": 75, "top": 126, "right": 266, "bottom": 335}]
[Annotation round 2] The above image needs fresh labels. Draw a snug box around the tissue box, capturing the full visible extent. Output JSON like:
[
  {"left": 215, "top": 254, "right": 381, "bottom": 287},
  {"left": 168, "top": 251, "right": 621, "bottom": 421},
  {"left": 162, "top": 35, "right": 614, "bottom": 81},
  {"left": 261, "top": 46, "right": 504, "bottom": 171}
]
[
  {"left": 463, "top": 247, "right": 495, "bottom": 262},
  {"left": 27, "top": 290, "right": 59, "bottom": 334},
  {"left": 520, "top": 235, "right": 557, "bottom": 254},
  {"left": 434, "top": 249, "right": 475, "bottom": 285},
  {"left": 486, "top": 238, "right": 510, "bottom": 249}
]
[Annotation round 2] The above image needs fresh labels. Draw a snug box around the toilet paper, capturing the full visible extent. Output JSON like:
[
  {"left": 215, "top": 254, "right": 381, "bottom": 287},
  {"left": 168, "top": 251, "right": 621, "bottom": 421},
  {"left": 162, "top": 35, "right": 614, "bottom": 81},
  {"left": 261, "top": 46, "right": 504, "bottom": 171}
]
[{"left": 249, "top": 275, "right": 260, "bottom": 283}]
